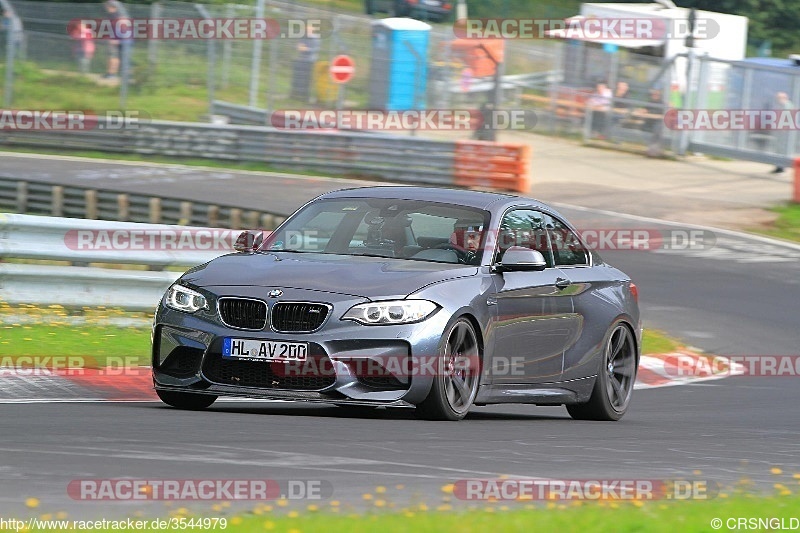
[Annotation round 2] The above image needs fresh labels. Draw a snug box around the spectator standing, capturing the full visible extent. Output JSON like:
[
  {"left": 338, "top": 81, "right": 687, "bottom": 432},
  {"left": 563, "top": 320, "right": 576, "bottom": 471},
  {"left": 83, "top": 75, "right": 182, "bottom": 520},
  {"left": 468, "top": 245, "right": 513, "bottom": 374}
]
[
  {"left": 771, "top": 91, "right": 794, "bottom": 174},
  {"left": 587, "top": 81, "right": 612, "bottom": 138}
]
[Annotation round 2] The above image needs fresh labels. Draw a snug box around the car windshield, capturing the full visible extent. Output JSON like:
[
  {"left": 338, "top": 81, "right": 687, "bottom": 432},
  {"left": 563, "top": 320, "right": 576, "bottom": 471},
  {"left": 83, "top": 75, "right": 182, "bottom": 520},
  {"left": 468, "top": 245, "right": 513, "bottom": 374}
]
[{"left": 261, "top": 198, "right": 491, "bottom": 265}]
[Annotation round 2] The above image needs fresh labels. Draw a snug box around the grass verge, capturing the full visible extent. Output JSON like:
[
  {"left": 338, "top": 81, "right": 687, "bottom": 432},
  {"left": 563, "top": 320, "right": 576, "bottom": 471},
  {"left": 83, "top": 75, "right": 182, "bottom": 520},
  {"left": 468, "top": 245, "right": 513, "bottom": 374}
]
[
  {"left": 752, "top": 203, "right": 800, "bottom": 243},
  {"left": 0, "top": 305, "right": 682, "bottom": 368},
  {"left": 216, "top": 492, "right": 800, "bottom": 533}
]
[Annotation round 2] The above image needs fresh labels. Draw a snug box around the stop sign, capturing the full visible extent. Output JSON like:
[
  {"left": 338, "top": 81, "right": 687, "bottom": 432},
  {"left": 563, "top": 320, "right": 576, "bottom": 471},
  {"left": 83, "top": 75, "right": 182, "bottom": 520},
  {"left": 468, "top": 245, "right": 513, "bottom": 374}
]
[{"left": 330, "top": 55, "right": 355, "bottom": 84}]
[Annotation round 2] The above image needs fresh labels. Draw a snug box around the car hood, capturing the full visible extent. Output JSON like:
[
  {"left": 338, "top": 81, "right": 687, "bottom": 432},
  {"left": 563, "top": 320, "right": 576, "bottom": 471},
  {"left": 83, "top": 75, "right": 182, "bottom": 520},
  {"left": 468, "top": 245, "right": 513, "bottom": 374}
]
[{"left": 180, "top": 252, "right": 479, "bottom": 299}]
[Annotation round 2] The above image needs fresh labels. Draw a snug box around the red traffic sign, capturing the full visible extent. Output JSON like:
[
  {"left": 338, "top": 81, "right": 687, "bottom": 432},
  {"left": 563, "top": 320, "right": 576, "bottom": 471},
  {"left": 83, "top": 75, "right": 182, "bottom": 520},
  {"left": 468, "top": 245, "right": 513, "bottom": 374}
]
[{"left": 330, "top": 55, "right": 355, "bottom": 84}]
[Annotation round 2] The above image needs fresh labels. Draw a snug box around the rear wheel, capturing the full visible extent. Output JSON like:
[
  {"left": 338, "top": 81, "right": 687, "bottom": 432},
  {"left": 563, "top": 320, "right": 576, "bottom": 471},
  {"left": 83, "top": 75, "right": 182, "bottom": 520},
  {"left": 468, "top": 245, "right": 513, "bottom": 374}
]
[
  {"left": 156, "top": 390, "right": 217, "bottom": 410},
  {"left": 416, "top": 318, "right": 480, "bottom": 421},
  {"left": 567, "top": 323, "right": 637, "bottom": 421}
]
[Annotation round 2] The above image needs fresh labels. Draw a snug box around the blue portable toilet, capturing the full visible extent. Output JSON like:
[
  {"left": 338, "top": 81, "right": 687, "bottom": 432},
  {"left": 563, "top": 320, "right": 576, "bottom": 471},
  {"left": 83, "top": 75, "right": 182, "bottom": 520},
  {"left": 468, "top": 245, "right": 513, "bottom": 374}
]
[{"left": 369, "top": 18, "right": 431, "bottom": 110}]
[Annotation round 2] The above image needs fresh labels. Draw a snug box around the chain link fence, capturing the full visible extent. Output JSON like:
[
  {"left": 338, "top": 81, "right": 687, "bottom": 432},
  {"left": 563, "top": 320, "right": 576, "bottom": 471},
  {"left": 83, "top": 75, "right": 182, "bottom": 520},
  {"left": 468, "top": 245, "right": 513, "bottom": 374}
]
[{"left": 2, "top": 1, "right": 800, "bottom": 162}]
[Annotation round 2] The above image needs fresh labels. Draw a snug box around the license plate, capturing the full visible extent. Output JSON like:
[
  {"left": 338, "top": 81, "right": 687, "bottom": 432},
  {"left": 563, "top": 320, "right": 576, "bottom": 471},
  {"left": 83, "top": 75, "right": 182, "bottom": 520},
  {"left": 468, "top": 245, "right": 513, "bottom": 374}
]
[
  {"left": 422, "top": 0, "right": 440, "bottom": 5},
  {"left": 222, "top": 338, "right": 308, "bottom": 362}
]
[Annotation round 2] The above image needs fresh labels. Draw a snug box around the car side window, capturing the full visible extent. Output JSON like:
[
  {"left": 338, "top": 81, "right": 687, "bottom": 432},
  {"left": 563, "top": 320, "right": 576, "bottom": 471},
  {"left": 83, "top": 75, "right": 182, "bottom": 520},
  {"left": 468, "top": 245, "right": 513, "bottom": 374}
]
[
  {"left": 544, "top": 214, "right": 589, "bottom": 267},
  {"left": 495, "top": 209, "right": 554, "bottom": 268}
]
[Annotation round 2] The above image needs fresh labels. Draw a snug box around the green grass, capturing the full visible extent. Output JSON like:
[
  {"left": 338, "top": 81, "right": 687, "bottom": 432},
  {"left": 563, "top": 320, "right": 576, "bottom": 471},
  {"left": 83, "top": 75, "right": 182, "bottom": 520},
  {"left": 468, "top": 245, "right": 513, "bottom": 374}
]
[
  {"left": 641, "top": 329, "right": 682, "bottom": 355},
  {"left": 20, "top": 490, "right": 800, "bottom": 532},
  {"left": 0, "top": 309, "right": 151, "bottom": 367},
  {"left": 218, "top": 492, "right": 800, "bottom": 533},
  {"left": 753, "top": 203, "right": 800, "bottom": 243}
]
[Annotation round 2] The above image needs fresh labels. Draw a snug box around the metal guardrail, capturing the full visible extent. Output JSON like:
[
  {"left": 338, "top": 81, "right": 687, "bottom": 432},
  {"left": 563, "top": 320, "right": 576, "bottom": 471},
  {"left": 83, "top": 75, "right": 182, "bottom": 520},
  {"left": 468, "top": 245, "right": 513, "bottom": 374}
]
[
  {"left": 0, "top": 177, "right": 287, "bottom": 229},
  {"left": 0, "top": 118, "right": 462, "bottom": 186},
  {"left": 0, "top": 213, "right": 238, "bottom": 310}
]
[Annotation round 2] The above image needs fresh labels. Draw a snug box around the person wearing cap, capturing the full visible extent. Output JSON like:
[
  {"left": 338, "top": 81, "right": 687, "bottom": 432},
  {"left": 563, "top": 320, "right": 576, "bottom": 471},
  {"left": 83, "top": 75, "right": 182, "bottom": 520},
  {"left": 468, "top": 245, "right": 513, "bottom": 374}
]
[{"left": 449, "top": 219, "right": 484, "bottom": 265}]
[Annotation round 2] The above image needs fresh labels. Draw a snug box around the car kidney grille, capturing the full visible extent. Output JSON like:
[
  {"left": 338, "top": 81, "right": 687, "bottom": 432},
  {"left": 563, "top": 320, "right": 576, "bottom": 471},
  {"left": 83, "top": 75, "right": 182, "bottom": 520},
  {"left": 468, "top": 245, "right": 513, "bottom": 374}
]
[
  {"left": 271, "top": 303, "right": 329, "bottom": 332},
  {"left": 219, "top": 298, "right": 267, "bottom": 330}
]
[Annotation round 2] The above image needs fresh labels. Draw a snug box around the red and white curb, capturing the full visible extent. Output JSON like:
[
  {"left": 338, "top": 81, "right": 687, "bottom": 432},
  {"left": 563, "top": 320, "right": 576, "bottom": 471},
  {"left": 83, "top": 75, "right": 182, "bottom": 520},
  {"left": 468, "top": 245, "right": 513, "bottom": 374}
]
[{"left": 0, "top": 352, "right": 736, "bottom": 403}]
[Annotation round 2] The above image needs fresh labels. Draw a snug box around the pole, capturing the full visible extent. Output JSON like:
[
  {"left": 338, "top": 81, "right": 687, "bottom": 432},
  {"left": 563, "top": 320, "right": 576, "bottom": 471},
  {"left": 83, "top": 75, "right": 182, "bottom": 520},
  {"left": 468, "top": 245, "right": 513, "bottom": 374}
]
[{"left": 249, "top": 0, "right": 265, "bottom": 107}]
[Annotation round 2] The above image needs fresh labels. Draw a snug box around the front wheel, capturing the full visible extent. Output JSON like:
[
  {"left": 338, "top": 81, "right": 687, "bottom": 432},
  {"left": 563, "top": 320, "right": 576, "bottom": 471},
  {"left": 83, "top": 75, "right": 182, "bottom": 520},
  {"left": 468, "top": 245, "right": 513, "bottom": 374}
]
[
  {"left": 415, "top": 318, "right": 481, "bottom": 421},
  {"left": 156, "top": 390, "right": 217, "bottom": 410},
  {"left": 567, "top": 323, "right": 637, "bottom": 421}
]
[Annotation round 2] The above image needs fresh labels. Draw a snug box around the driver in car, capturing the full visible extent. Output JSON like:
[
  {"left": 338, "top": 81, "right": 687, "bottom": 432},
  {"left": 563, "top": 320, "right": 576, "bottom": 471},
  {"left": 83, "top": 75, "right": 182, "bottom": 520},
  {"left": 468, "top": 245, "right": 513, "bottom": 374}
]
[{"left": 449, "top": 218, "right": 484, "bottom": 265}]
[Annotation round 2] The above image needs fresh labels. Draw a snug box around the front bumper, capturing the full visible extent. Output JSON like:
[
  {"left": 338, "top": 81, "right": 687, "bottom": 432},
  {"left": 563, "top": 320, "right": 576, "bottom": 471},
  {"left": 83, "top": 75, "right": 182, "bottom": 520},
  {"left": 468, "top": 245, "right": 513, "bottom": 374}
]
[{"left": 152, "top": 292, "right": 451, "bottom": 406}]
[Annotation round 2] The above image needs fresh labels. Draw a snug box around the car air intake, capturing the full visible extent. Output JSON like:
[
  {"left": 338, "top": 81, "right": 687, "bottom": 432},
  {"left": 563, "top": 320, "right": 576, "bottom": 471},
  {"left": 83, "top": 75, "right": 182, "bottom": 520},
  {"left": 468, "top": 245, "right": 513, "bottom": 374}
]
[
  {"left": 271, "top": 303, "right": 329, "bottom": 333},
  {"left": 218, "top": 298, "right": 267, "bottom": 330}
]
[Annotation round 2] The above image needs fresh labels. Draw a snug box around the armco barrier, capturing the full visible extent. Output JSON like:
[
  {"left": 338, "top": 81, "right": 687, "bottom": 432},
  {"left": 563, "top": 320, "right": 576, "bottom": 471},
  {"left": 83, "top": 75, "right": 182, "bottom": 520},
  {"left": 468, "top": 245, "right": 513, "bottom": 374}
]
[
  {"left": 0, "top": 213, "right": 240, "bottom": 310},
  {"left": 454, "top": 141, "right": 532, "bottom": 193},
  {"left": 0, "top": 118, "right": 531, "bottom": 191},
  {"left": 0, "top": 177, "right": 286, "bottom": 229}
]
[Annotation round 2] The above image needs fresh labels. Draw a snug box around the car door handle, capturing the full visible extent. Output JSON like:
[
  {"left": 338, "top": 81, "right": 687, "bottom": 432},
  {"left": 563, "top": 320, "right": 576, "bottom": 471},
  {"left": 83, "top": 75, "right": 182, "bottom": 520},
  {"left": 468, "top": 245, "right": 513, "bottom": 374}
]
[{"left": 555, "top": 277, "right": 571, "bottom": 290}]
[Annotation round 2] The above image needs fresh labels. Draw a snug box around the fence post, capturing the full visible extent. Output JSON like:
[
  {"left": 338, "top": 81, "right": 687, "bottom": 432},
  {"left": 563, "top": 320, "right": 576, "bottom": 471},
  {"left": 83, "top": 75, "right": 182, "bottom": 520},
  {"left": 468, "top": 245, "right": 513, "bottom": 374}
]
[
  {"left": 248, "top": 0, "right": 265, "bottom": 107},
  {"left": 51, "top": 186, "right": 64, "bottom": 217},
  {"left": 179, "top": 201, "right": 193, "bottom": 225},
  {"left": 16, "top": 181, "right": 27, "bottom": 212},
  {"left": 260, "top": 213, "right": 275, "bottom": 230},
  {"left": 230, "top": 208, "right": 242, "bottom": 229},
  {"left": 117, "top": 194, "right": 129, "bottom": 221},
  {"left": 149, "top": 198, "right": 162, "bottom": 224},
  {"left": 208, "top": 205, "right": 220, "bottom": 227},
  {"left": 85, "top": 190, "right": 98, "bottom": 219}
]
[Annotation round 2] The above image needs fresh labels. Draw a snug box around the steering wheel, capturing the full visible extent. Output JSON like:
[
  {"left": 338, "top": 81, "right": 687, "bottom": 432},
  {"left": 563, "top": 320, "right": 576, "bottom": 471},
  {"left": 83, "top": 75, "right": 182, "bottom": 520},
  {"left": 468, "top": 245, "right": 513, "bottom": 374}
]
[{"left": 434, "top": 243, "right": 473, "bottom": 264}]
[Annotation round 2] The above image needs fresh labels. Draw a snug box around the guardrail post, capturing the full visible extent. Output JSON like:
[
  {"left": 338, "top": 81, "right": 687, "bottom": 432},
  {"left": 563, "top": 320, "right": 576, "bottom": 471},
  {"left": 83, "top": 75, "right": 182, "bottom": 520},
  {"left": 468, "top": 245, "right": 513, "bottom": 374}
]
[
  {"left": 794, "top": 157, "right": 800, "bottom": 204},
  {"left": 179, "top": 201, "right": 193, "bottom": 225},
  {"left": 117, "top": 194, "right": 129, "bottom": 221},
  {"left": 16, "top": 181, "right": 27, "bottom": 212},
  {"left": 149, "top": 198, "right": 162, "bottom": 224},
  {"left": 230, "top": 208, "right": 242, "bottom": 229},
  {"left": 51, "top": 186, "right": 64, "bottom": 217},
  {"left": 246, "top": 211, "right": 259, "bottom": 229},
  {"left": 208, "top": 205, "right": 219, "bottom": 227},
  {"left": 260, "top": 213, "right": 275, "bottom": 230},
  {"left": 85, "top": 190, "right": 98, "bottom": 219}
]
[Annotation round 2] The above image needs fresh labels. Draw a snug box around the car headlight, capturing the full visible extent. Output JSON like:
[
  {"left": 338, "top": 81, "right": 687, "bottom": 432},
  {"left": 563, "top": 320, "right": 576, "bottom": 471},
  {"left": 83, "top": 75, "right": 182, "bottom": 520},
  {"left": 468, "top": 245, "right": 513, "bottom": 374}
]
[
  {"left": 342, "top": 300, "right": 438, "bottom": 325},
  {"left": 164, "top": 284, "right": 208, "bottom": 313}
]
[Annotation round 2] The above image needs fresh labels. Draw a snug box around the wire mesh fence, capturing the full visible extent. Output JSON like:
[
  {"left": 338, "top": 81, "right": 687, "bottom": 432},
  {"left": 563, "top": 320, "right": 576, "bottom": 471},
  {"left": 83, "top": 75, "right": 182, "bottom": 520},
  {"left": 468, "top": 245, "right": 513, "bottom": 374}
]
[{"left": 2, "top": 0, "right": 800, "bottom": 161}]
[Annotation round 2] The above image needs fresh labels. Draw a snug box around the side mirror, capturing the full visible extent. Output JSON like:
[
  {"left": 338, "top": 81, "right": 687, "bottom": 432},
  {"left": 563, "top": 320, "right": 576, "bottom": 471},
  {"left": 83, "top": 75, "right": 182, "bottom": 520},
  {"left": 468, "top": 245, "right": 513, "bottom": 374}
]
[
  {"left": 233, "top": 230, "right": 264, "bottom": 253},
  {"left": 496, "top": 247, "right": 547, "bottom": 272}
]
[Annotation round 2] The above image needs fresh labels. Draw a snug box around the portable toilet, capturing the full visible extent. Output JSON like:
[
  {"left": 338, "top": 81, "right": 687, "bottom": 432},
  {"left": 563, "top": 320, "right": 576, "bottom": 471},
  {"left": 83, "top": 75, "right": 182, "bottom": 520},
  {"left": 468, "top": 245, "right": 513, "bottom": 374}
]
[{"left": 369, "top": 18, "right": 431, "bottom": 110}]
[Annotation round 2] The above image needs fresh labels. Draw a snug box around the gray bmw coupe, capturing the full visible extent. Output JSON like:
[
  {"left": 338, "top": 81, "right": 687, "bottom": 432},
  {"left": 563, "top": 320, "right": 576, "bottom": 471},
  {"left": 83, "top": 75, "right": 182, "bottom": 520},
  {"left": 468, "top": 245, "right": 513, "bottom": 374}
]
[{"left": 152, "top": 187, "right": 640, "bottom": 421}]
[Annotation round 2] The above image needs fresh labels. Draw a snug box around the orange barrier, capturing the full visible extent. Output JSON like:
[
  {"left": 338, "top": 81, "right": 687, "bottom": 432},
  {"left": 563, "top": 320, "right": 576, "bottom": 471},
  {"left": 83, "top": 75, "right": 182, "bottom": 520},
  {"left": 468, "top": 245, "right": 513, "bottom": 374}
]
[
  {"left": 454, "top": 140, "right": 531, "bottom": 193},
  {"left": 795, "top": 157, "right": 800, "bottom": 204}
]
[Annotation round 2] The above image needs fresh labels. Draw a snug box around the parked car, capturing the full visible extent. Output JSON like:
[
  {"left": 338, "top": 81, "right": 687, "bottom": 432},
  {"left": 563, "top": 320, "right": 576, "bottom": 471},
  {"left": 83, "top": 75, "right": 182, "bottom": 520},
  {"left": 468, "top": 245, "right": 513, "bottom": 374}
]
[
  {"left": 365, "top": 0, "right": 453, "bottom": 22},
  {"left": 153, "top": 187, "right": 640, "bottom": 421}
]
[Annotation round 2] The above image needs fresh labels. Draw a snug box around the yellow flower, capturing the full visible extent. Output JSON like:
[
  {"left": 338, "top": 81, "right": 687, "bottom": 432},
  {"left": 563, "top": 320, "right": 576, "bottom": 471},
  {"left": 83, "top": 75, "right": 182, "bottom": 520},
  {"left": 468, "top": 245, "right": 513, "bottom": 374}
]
[
  {"left": 329, "top": 500, "right": 340, "bottom": 507},
  {"left": 375, "top": 486, "right": 386, "bottom": 494},
  {"left": 440, "top": 484, "right": 455, "bottom": 494},
  {"left": 263, "top": 521, "right": 275, "bottom": 530},
  {"left": 307, "top": 504, "right": 318, "bottom": 512},
  {"left": 25, "top": 498, "right": 40, "bottom": 509},
  {"left": 287, "top": 511, "right": 299, "bottom": 518},
  {"left": 362, "top": 493, "right": 373, "bottom": 500},
  {"left": 230, "top": 517, "right": 243, "bottom": 525},
  {"left": 771, "top": 467, "right": 783, "bottom": 475},
  {"left": 276, "top": 499, "right": 289, "bottom": 507},
  {"left": 374, "top": 500, "right": 386, "bottom": 508}
]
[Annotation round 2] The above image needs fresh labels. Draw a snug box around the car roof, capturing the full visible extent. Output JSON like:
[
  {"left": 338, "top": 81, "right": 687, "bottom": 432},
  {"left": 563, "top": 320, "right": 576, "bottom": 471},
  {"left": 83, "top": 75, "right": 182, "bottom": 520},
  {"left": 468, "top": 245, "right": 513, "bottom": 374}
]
[{"left": 317, "top": 186, "right": 550, "bottom": 212}]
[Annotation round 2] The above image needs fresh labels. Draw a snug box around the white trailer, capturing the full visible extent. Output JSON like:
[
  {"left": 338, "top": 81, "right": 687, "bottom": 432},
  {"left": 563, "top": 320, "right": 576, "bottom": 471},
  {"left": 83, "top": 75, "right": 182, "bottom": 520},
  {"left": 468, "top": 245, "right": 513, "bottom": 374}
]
[{"left": 550, "top": 2, "right": 748, "bottom": 94}]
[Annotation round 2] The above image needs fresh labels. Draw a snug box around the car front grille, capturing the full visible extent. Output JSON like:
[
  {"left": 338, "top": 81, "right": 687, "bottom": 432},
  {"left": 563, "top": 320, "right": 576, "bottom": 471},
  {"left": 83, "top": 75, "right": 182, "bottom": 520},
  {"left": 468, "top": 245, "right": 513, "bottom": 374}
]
[
  {"left": 202, "top": 344, "right": 335, "bottom": 390},
  {"left": 218, "top": 298, "right": 267, "bottom": 330},
  {"left": 271, "top": 302, "right": 330, "bottom": 333}
]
